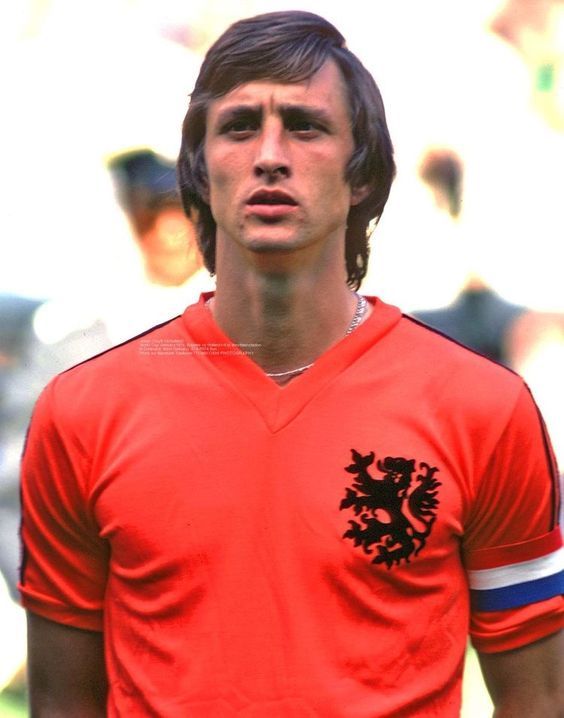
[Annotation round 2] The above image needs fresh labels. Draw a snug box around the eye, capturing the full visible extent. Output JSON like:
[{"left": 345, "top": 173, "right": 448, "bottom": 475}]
[
  {"left": 290, "top": 119, "right": 315, "bottom": 131},
  {"left": 287, "top": 117, "right": 325, "bottom": 139},
  {"left": 221, "top": 118, "right": 259, "bottom": 139}
]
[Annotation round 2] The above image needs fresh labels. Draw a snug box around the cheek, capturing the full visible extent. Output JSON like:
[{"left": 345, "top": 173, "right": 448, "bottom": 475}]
[
  {"left": 205, "top": 152, "right": 224, "bottom": 190},
  {"left": 311, "top": 157, "right": 353, "bottom": 205},
  {"left": 205, "top": 159, "right": 230, "bottom": 210},
  {"left": 205, "top": 152, "right": 247, "bottom": 223},
  {"left": 207, "top": 147, "right": 248, "bottom": 183},
  {"left": 305, "top": 147, "right": 350, "bottom": 187},
  {"left": 208, "top": 160, "right": 249, "bottom": 212}
]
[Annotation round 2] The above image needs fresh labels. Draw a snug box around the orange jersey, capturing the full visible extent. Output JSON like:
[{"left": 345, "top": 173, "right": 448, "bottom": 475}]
[{"left": 20, "top": 295, "right": 563, "bottom": 717}]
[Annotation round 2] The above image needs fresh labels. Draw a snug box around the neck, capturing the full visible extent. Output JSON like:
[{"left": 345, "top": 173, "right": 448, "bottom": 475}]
[{"left": 210, "top": 262, "right": 368, "bottom": 382}]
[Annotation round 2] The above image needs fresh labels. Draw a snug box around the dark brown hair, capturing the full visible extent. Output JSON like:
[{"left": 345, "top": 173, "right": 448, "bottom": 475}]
[{"left": 177, "top": 11, "right": 395, "bottom": 289}]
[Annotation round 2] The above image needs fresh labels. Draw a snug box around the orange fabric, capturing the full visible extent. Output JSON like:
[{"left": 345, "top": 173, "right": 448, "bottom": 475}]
[{"left": 20, "top": 296, "right": 563, "bottom": 717}]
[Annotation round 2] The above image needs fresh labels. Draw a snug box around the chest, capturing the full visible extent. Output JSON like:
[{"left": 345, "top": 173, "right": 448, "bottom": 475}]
[{"left": 89, "top": 381, "right": 470, "bottom": 593}]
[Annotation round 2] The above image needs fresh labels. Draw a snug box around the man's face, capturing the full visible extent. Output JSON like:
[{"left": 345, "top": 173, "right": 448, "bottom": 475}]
[{"left": 203, "top": 60, "right": 366, "bottom": 260}]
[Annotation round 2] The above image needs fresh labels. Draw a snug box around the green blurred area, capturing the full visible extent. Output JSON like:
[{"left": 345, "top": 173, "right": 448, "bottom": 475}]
[{"left": 0, "top": 688, "right": 27, "bottom": 718}]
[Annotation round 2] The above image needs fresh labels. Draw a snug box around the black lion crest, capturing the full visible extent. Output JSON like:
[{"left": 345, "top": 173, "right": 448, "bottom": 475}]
[{"left": 340, "top": 449, "right": 441, "bottom": 569}]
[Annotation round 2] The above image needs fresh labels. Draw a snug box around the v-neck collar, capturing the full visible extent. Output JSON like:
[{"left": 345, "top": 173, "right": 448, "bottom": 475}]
[{"left": 182, "top": 294, "right": 401, "bottom": 433}]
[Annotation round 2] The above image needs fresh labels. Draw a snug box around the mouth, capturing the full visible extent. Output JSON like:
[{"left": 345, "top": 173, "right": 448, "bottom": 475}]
[
  {"left": 247, "top": 189, "right": 297, "bottom": 206},
  {"left": 246, "top": 190, "right": 298, "bottom": 220}
]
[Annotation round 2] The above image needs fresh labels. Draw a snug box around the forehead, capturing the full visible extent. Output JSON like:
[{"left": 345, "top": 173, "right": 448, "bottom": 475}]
[{"left": 206, "top": 60, "right": 350, "bottom": 124}]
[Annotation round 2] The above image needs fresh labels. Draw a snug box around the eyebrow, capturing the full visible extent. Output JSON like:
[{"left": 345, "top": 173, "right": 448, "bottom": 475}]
[
  {"left": 279, "top": 104, "right": 335, "bottom": 128},
  {"left": 214, "top": 105, "right": 261, "bottom": 128},
  {"left": 213, "top": 103, "right": 336, "bottom": 130}
]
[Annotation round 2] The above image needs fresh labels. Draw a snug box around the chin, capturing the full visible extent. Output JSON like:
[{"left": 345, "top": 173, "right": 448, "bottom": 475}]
[
  {"left": 242, "top": 229, "right": 309, "bottom": 254},
  {"left": 246, "top": 240, "right": 299, "bottom": 254}
]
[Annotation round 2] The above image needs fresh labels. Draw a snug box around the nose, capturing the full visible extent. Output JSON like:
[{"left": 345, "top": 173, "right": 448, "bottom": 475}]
[{"left": 253, "top": 120, "right": 290, "bottom": 180}]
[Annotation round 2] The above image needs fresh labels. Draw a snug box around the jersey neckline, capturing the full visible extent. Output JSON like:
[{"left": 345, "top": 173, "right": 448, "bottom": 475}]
[{"left": 181, "top": 293, "right": 402, "bottom": 432}]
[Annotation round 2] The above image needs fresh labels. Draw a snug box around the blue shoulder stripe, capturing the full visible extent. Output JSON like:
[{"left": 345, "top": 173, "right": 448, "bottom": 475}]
[{"left": 471, "top": 570, "right": 564, "bottom": 612}]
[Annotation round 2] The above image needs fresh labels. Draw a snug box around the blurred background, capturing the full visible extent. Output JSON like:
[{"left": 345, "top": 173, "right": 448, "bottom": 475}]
[{"left": 1, "top": 1, "right": 564, "bottom": 715}]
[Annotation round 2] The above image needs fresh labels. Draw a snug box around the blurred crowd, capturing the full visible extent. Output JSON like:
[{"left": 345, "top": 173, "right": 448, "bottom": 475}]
[{"left": 1, "top": 0, "right": 564, "bottom": 713}]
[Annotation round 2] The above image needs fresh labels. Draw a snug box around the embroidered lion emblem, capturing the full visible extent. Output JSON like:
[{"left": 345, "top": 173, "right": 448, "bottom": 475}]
[{"left": 340, "top": 449, "right": 441, "bottom": 569}]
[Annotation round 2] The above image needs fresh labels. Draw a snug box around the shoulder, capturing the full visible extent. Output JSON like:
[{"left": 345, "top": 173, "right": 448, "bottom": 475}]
[
  {"left": 38, "top": 315, "right": 187, "bottom": 426},
  {"left": 390, "top": 310, "right": 528, "bottom": 435},
  {"left": 393, "top": 310, "right": 522, "bottom": 384}
]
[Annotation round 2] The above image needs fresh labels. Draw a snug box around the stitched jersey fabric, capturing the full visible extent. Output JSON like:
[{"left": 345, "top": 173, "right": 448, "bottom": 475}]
[{"left": 20, "top": 295, "right": 564, "bottom": 717}]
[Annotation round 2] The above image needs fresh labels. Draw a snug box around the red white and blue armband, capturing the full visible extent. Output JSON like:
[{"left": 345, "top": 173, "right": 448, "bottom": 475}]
[{"left": 467, "top": 528, "right": 564, "bottom": 611}]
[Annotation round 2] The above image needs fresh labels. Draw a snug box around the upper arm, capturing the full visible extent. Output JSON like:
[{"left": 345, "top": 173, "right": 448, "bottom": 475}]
[
  {"left": 21, "top": 381, "right": 110, "bottom": 715},
  {"left": 478, "top": 630, "right": 564, "bottom": 717},
  {"left": 27, "top": 611, "right": 107, "bottom": 717},
  {"left": 464, "top": 383, "right": 564, "bottom": 654},
  {"left": 19, "top": 382, "right": 108, "bottom": 630}
]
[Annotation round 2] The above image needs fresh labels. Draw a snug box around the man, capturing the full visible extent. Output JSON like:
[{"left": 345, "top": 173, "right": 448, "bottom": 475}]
[
  {"left": 412, "top": 148, "right": 528, "bottom": 367},
  {"left": 20, "top": 11, "right": 563, "bottom": 717},
  {"left": 0, "top": 294, "right": 42, "bottom": 598},
  {"left": 108, "top": 148, "right": 204, "bottom": 291}
]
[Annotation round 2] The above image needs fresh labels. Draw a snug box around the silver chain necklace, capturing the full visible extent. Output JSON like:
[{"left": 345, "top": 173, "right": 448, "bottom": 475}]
[
  {"left": 265, "top": 293, "right": 367, "bottom": 379},
  {"left": 205, "top": 293, "right": 368, "bottom": 380}
]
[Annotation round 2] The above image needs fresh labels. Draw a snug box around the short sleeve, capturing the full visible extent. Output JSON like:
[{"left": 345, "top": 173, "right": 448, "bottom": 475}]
[
  {"left": 19, "top": 379, "right": 108, "bottom": 630},
  {"left": 463, "top": 383, "right": 564, "bottom": 652}
]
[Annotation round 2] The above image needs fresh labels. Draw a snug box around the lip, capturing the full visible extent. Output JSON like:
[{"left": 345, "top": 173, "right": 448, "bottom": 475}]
[
  {"left": 246, "top": 204, "right": 299, "bottom": 219},
  {"left": 247, "top": 189, "right": 298, "bottom": 206},
  {"left": 245, "top": 189, "right": 299, "bottom": 219}
]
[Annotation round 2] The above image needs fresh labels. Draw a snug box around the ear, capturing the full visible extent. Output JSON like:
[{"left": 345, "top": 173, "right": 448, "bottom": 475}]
[{"left": 350, "top": 184, "right": 370, "bottom": 206}]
